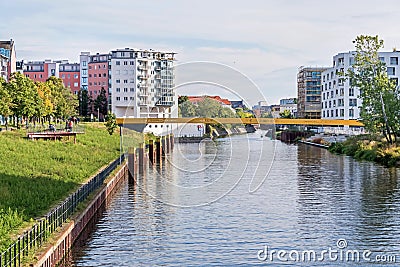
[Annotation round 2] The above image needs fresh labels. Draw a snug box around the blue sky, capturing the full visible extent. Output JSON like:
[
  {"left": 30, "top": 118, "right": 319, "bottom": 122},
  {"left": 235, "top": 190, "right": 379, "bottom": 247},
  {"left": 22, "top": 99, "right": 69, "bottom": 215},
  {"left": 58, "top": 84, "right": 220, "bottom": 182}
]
[{"left": 2, "top": 0, "right": 400, "bottom": 106}]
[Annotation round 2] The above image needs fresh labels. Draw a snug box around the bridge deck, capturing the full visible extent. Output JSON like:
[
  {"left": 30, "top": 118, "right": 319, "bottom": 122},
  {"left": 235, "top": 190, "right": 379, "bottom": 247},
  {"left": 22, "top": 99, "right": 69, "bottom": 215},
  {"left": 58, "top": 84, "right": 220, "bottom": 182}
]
[{"left": 116, "top": 118, "right": 364, "bottom": 127}]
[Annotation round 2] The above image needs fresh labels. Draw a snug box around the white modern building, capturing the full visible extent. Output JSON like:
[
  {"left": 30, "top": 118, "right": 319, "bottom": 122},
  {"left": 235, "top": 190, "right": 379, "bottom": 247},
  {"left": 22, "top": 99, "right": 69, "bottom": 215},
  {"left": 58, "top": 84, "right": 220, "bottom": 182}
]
[
  {"left": 279, "top": 98, "right": 297, "bottom": 117},
  {"left": 110, "top": 48, "right": 177, "bottom": 135},
  {"left": 322, "top": 51, "right": 400, "bottom": 120}
]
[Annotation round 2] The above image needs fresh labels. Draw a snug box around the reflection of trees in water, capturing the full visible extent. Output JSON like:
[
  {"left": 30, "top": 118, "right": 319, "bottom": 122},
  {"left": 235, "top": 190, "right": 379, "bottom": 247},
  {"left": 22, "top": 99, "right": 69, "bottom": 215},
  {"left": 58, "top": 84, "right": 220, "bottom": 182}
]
[{"left": 296, "top": 143, "right": 400, "bottom": 250}]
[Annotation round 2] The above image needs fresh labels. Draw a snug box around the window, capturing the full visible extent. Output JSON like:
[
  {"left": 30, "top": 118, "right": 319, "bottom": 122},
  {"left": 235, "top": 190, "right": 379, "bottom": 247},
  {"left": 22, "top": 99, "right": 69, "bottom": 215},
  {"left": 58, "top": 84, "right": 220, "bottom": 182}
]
[
  {"left": 123, "top": 70, "right": 128, "bottom": 75},
  {"left": 390, "top": 57, "right": 398, "bottom": 65},
  {"left": 329, "top": 101, "right": 331, "bottom": 108},
  {"left": 116, "top": 88, "right": 121, "bottom": 92},
  {"left": 74, "top": 82, "right": 78, "bottom": 87},
  {"left": 40, "top": 74, "right": 43, "bottom": 78},
  {"left": 62, "top": 74, "right": 65, "bottom": 79},
  {"left": 94, "top": 90, "right": 97, "bottom": 94},
  {"left": 340, "top": 109, "right": 344, "bottom": 117},
  {"left": 74, "top": 74, "right": 78, "bottom": 79},
  {"left": 82, "top": 69, "right": 87, "bottom": 75},
  {"left": 331, "top": 110, "right": 334, "bottom": 117},
  {"left": 124, "top": 61, "right": 128, "bottom": 65},
  {"left": 116, "top": 61, "right": 120, "bottom": 65},
  {"left": 335, "top": 109, "right": 338, "bottom": 117},
  {"left": 379, "top": 57, "right": 385, "bottom": 63},
  {"left": 94, "top": 82, "right": 97, "bottom": 86},
  {"left": 130, "top": 97, "right": 134, "bottom": 100},
  {"left": 116, "top": 79, "right": 120, "bottom": 83},
  {"left": 124, "top": 97, "right": 128, "bottom": 101},
  {"left": 124, "top": 79, "right": 128, "bottom": 84},
  {"left": 116, "top": 97, "right": 120, "bottom": 101},
  {"left": 387, "top": 67, "right": 395, "bottom": 75},
  {"left": 94, "top": 74, "right": 97, "bottom": 78},
  {"left": 333, "top": 100, "right": 336, "bottom": 107},
  {"left": 89, "top": 82, "right": 92, "bottom": 86},
  {"left": 349, "top": 88, "right": 354, "bottom": 96},
  {"left": 124, "top": 88, "right": 128, "bottom": 92},
  {"left": 130, "top": 61, "right": 134, "bottom": 65},
  {"left": 349, "top": 108, "right": 354, "bottom": 118},
  {"left": 130, "top": 79, "right": 134, "bottom": 83},
  {"left": 130, "top": 88, "right": 134, "bottom": 92},
  {"left": 323, "top": 111, "right": 325, "bottom": 117},
  {"left": 82, "top": 77, "right": 87, "bottom": 83},
  {"left": 103, "top": 73, "right": 107, "bottom": 77},
  {"left": 349, "top": 99, "right": 357, "bottom": 106}
]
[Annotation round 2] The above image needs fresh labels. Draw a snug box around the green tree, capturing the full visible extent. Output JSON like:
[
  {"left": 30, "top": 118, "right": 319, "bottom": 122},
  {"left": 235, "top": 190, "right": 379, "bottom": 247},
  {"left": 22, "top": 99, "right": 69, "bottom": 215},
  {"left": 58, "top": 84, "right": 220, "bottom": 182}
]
[
  {"left": 236, "top": 108, "right": 254, "bottom": 118},
  {"left": 178, "top": 95, "right": 189, "bottom": 105},
  {"left": 105, "top": 111, "right": 117, "bottom": 135},
  {"left": 0, "top": 78, "right": 12, "bottom": 128},
  {"left": 261, "top": 112, "right": 273, "bottom": 118},
  {"left": 78, "top": 89, "right": 90, "bottom": 117},
  {"left": 347, "top": 35, "right": 400, "bottom": 144},
  {"left": 179, "top": 100, "right": 197, "bottom": 117},
  {"left": 34, "top": 81, "right": 53, "bottom": 124},
  {"left": 279, "top": 109, "right": 293, "bottom": 119},
  {"left": 46, "top": 76, "right": 78, "bottom": 119},
  {"left": 7, "top": 72, "right": 38, "bottom": 127},
  {"left": 94, "top": 88, "right": 108, "bottom": 120}
]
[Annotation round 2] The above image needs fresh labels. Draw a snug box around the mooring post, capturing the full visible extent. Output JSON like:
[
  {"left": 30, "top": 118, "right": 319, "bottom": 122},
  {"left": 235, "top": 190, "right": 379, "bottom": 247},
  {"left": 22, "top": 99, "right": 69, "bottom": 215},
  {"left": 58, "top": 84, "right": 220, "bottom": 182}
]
[
  {"left": 162, "top": 135, "right": 167, "bottom": 155},
  {"left": 166, "top": 134, "right": 170, "bottom": 154},
  {"left": 138, "top": 142, "right": 145, "bottom": 173},
  {"left": 155, "top": 137, "right": 162, "bottom": 163},
  {"left": 148, "top": 139, "right": 155, "bottom": 165},
  {"left": 127, "top": 147, "right": 135, "bottom": 181},
  {"left": 170, "top": 133, "right": 174, "bottom": 151}
]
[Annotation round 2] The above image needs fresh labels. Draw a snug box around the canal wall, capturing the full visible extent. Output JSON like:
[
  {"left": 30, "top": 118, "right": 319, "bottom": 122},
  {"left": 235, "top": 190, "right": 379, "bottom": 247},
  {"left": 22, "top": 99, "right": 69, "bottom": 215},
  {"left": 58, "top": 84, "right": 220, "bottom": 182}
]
[{"left": 33, "top": 163, "right": 128, "bottom": 267}]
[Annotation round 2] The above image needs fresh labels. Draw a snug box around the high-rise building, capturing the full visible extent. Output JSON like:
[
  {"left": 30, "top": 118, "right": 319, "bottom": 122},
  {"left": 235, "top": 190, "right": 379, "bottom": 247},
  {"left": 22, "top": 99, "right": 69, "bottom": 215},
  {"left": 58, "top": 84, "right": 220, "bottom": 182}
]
[
  {"left": 297, "top": 66, "right": 328, "bottom": 119},
  {"left": 110, "top": 48, "right": 177, "bottom": 119},
  {"left": 321, "top": 51, "right": 400, "bottom": 120},
  {"left": 0, "top": 39, "right": 16, "bottom": 81}
]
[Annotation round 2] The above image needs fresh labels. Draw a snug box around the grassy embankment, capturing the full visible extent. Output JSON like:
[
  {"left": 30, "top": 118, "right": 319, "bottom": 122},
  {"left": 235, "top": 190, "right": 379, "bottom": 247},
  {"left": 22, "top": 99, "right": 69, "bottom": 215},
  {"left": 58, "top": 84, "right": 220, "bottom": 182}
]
[
  {"left": 0, "top": 123, "right": 142, "bottom": 251},
  {"left": 328, "top": 134, "right": 400, "bottom": 167}
]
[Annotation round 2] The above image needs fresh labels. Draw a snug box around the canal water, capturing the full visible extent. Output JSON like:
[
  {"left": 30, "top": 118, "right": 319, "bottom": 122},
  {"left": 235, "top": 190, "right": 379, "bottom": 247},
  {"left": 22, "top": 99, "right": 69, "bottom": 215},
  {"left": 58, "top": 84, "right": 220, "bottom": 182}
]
[{"left": 67, "top": 132, "right": 400, "bottom": 266}]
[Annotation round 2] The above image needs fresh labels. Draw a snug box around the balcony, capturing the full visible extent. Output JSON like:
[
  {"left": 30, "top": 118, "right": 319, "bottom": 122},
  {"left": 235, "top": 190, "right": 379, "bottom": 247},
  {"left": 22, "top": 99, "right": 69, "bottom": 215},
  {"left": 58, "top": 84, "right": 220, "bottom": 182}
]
[
  {"left": 139, "top": 100, "right": 151, "bottom": 106},
  {"left": 155, "top": 66, "right": 161, "bottom": 71},
  {"left": 155, "top": 75, "right": 161, "bottom": 80},
  {"left": 138, "top": 75, "right": 149, "bottom": 80},
  {"left": 137, "top": 65, "right": 149, "bottom": 71},
  {"left": 138, "top": 90, "right": 148, "bottom": 97}
]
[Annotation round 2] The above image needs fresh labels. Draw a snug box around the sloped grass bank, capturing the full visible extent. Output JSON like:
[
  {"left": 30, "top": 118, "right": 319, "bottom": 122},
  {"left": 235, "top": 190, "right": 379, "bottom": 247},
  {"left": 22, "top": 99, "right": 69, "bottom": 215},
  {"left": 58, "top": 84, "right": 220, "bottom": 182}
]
[{"left": 0, "top": 123, "right": 140, "bottom": 251}]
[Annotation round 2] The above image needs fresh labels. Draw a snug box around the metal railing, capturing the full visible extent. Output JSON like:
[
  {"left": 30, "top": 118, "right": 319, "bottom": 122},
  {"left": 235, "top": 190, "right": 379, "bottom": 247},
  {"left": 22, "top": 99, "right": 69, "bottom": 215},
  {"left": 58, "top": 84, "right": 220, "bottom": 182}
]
[{"left": 0, "top": 154, "right": 125, "bottom": 267}]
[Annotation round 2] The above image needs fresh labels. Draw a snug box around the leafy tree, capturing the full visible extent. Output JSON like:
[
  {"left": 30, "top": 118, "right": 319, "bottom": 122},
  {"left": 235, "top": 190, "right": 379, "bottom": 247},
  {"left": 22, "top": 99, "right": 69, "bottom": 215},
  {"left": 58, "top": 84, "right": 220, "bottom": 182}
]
[
  {"left": 261, "top": 112, "right": 273, "bottom": 118},
  {"left": 105, "top": 111, "right": 117, "bottom": 135},
  {"left": 236, "top": 108, "right": 254, "bottom": 118},
  {"left": 7, "top": 72, "right": 37, "bottom": 127},
  {"left": 179, "top": 100, "right": 197, "bottom": 117},
  {"left": 178, "top": 95, "right": 189, "bottom": 105},
  {"left": 0, "top": 78, "right": 12, "bottom": 128},
  {"left": 78, "top": 89, "right": 90, "bottom": 117},
  {"left": 94, "top": 88, "right": 108, "bottom": 120},
  {"left": 34, "top": 81, "right": 53, "bottom": 123},
  {"left": 46, "top": 76, "right": 78, "bottom": 119},
  {"left": 279, "top": 109, "right": 293, "bottom": 119},
  {"left": 346, "top": 35, "right": 400, "bottom": 144}
]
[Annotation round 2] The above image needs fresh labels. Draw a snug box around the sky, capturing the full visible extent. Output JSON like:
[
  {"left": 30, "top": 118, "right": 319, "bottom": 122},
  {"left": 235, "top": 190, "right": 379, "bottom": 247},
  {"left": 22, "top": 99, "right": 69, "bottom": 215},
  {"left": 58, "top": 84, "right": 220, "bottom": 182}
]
[{"left": 2, "top": 0, "right": 400, "bottom": 106}]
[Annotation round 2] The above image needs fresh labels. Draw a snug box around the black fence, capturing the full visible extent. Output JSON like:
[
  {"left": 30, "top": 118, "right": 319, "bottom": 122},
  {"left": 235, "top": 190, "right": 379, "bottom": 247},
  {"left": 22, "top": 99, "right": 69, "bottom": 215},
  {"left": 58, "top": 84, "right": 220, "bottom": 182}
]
[{"left": 0, "top": 154, "right": 125, "bottom": 267}]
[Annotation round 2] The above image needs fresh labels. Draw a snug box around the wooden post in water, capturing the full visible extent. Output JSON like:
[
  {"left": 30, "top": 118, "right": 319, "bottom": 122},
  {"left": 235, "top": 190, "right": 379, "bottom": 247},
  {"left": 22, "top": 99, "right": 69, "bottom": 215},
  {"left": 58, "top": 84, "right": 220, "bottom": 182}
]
[
  {"left": 161, "top": 136, "right": 166, "bottom": 156},
  {"left": 127, "top": 147, "right": 136, "bottom": 182},
  {"left": 170, "top": 133, "right": 174, "bottom": 151},
  {"left": 165, "top": 134, "right": 170, "bottom": 154},
  {"left": 138, "top": 142, "right": 145, "bottom": 174},
  {"left": 155, "top": 137, "right": 162, "bottom": 163},
  {"left": 148, "top": 139, "right": 155, "bottom": 165}
]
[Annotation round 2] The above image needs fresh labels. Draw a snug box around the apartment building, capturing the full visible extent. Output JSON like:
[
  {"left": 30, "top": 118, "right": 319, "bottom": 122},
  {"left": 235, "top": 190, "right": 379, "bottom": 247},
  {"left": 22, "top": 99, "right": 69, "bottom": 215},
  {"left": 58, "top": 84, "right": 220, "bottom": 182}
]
[
  {"left": 297, "top": 67, "right": 328, "bottom": 119},
  {"left": 110, "top": 48, "right": 177, "bottom": 118},
  {"left": 22, "top": 60, "right": 80, "bottom": 94},
  {"left": 0, "top": 39, "right": 16, "bottom": 81},
  {"left": 321, "top": 51, "right": 400, "bottom": 120},
  {"left": 79, "top": 52, "right": 110, "bottom": 99}
]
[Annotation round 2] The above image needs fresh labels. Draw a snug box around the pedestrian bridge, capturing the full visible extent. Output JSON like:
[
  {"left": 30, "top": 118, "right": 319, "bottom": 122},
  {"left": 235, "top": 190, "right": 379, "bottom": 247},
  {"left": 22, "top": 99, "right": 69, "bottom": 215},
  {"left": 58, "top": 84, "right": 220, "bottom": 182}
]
[{"left": 116, "top": 118, "right": 364, "bottom": 127}]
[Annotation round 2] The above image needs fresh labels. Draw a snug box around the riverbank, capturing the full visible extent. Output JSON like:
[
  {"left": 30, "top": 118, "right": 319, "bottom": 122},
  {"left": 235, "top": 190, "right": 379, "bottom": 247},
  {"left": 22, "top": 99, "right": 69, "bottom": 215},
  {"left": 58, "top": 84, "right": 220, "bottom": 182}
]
[
  {"left": 0, "top": 123, "right": 140, "bottom": 251},
  {"left": 328, "top": 135, "right": 400, "bottom": 167}
]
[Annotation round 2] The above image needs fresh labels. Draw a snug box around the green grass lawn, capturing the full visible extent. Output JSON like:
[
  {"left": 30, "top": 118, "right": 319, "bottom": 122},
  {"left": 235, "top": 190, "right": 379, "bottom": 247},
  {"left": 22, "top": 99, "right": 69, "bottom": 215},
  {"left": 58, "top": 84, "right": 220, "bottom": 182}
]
[{"left": 0, "top": 123, "right": 141, "bottom": 251}]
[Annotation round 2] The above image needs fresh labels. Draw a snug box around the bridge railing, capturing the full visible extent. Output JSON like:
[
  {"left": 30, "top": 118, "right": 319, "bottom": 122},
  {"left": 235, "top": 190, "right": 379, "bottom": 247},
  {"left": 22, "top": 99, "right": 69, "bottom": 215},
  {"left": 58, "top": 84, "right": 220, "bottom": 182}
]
[{"left": 0, "top": 154, "right": 125, "bottom": 267}]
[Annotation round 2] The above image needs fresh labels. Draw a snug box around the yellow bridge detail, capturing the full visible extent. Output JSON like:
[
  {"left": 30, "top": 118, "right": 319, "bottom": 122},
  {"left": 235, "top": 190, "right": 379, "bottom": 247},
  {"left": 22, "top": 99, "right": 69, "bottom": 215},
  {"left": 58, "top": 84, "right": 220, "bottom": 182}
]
[{"left": 116, "top": 118, "right": 364, "bottom": 127}]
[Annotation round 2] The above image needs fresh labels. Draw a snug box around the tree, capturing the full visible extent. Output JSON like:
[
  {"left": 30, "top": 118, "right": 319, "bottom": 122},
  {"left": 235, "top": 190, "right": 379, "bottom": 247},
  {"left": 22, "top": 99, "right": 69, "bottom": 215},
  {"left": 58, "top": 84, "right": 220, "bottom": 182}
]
[
  {"left": 236, "top": 108, "right": 254, "bottom": 118},
  {"left": 279, "top": 109, "right": 293, "bottom": 119},
  {"left": 46, "top": 76, "right": 78, "bottom": 119},
  {"left": 78, "top": 89, "right": 90, "bottom": 117},
  {"left": 34, "top": 81, "right": 53, "bottom": 124},
  {"left": 0, "top": 77, "right": 12, "bottom": 128},
  {"left": 94, "top": 88, "right": 108, "bottom": 120},
  {"left": 178, "top": 95, "right": 189, "bottom": 105},
  {"left": 179, "top": 100, "right": 197, "bottom": 117},
  {"left": 105, "top": 111, "right": 117, "bottom": 135},
  {"left": 347, "top": 35, "right": 400, "bottom": 144}
]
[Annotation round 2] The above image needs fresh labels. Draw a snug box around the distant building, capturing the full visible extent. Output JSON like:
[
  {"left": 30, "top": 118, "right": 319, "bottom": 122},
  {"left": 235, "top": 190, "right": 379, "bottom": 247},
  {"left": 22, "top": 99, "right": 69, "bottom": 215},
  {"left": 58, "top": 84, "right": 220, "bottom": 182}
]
[
  {"left": 271, "top": 105, "right": 281, "bottom": 118},
  {"left": 321, "top": 51, "right": 400, "bottom": 120},
  {"left": 279, "top": 98, "right": 297, "bottom": 117},
  {"left": 0, "top": 39, "right": 16, "bottom": 81},
  {"left": 252, "top": 101, "right": 271, "bottom": 117},
  {"left": 297, "top": 66, "right": 328, "bottom": 119},
  {"left": 230, "top": 100, "right": 246, "bottom": 109},
  {"left": 22, "top": 60, "right": 80, "bottom": 94}
]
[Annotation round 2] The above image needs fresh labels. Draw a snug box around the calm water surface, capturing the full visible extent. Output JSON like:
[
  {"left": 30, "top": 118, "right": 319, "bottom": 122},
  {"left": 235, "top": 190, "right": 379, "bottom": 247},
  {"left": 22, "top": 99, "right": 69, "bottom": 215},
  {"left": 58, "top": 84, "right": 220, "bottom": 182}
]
[{"left": 67, "top": 133, "right": 400, "bottom": 266}]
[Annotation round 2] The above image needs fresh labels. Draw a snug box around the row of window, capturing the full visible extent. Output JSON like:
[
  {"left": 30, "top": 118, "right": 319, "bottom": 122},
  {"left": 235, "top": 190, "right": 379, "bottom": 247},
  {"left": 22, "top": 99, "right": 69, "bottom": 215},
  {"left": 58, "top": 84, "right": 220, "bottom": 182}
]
[
  {"left": 88, "top": 73, "right": 107, "bottom": 78},
  {"left": 323, "top": 99, "right": 357, "bottom": 108},
  {"left": 115, "top": 88, "right": 135, "bottom": 92},
  {"left": 89, "top": 82, "right": 107, "bottom": 86},
  {"left": 115, "top": 79, "right": 134, "bottom": 84},
  {"left": 115, "top": 96, "right": 134, "bottom": 101},
  {"left": 61, "top": 74, "right": 79, "bottom": 79},
  {"left": 89, "top": 64, "right": 107, "bottom": 70},
  {"left": 323, "top": 88, "right": 354, "bottom": 99},
  {"left": 116, "top": 61, "right": 135, "bottom": 66},
  {"left": 323, "top": 109, "right": 355, "bottom": 118}
]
